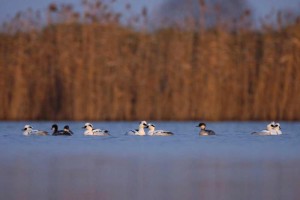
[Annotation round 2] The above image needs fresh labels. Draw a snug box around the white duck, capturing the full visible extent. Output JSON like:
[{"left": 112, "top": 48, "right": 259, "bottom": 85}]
[
  {"left": 22, "top": 125, "right": 48, "bottom": 136},
  {"left": 82, "top": 123, "right": 110, "bottom": 136},
  {"left": 125, "top": 121, "right": 148, "bottom": 136},
  {"left": 147, "top": 123, "right": 174, "bottom": 136},
  {"left": 251, "top": 121, "right": 282, "bottom": 135}
]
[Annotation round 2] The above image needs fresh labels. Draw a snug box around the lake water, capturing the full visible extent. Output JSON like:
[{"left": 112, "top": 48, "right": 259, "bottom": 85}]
[{"left": 0, "top": 121, "right": 300, "bottom": 200}]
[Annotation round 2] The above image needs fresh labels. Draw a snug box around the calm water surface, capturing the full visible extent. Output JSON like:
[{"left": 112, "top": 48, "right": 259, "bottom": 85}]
[{"left": 0, "top": 121, "right": 300, "bottom": 200}]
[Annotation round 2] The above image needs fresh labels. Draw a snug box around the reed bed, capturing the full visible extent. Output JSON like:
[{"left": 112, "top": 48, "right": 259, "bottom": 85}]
[{"left": 0, "top": 0, "right": 300, "bottom": 121}]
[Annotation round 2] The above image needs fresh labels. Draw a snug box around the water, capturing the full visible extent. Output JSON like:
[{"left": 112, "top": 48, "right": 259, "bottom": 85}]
[{"left": 0, "top": 121, "right": 300, "bottom": 200}]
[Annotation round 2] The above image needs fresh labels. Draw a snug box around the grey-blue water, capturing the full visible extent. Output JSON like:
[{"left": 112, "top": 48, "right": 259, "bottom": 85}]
[{"left": 0, "top": 121, "right": 300, "bottom": 200}]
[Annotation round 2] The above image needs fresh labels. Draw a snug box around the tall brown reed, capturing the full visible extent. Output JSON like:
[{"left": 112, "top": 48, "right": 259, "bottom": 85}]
[{"left": 0, "top": 0, "right": 300, "bottom": 121}]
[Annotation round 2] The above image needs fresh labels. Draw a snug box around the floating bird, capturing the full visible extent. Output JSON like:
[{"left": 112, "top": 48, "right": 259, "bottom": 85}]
[
  {"left": 82, "top": 123, "right": 110, "bottom": 136},
  {"left": 147, "top": 123, "right": 174, "bottom": 136},
  {"left": 251, "top": 122, "right": 282, "bottom": 135},
  {"left": 22, "top": 125, "right": 48, "bottom": 136},
  {"left": 63, "top": 125, "right": 74, "bottom": 136},
  {"left": 52, "top": 124, "right": 71, "bottom": 136},
  {"left": 196, "top": 122, "right": 216, "bottom": 136},
  {"left": 125, "top": 121, "right": 148, "bottom": 136}
]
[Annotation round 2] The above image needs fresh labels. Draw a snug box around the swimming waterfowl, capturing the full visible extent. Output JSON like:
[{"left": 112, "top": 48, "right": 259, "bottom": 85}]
[
  {"left": 196, "top": 122, "right": 216, "bottom": 136},
  {"left": 82, "top": 123, "right": 110, "bottom": 136},
  {"left": 251, "top": 121, "right": 282, "bottom": 135},
  {"left": 271, "top": 122, "right": 282, "bottom": 135},
  {"left": 125, "top": 121, "right": 148, "bottom": 136},
  {"left": 63, "top": 125, "right": 74, "bottom": 136},
  {"left": 52, "top": 124, "right": 71, "bottom": 136},
  {"left": 22, "top": 125, "right": 48, "bottom": 136},
  {"left": 147, "top": 123, "right": 174, "bottom": 136}
]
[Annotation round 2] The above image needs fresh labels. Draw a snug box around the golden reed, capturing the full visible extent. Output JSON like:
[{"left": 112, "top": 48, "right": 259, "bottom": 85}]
[{"left": 0, "top": 1, "right": 300, "bottom": 121}]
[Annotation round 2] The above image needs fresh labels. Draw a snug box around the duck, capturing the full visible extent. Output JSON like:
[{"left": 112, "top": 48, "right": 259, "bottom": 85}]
[
  {"left": 22, "top": 125, "right": 48, "bottom": 136},
  {"left": 125, "top": 121, "right": 148, "bottom": 136},
  {"left": 82, "top": 123, "right": 110, "bottom": 136},
  {"left": 147, "top": 123, "right": 174, "bottom": 136},
  {"left": 51, "top": 124, "right": 72, "bottom": 136},
  {"left": 196, "top": 122, "right": 216, "bottom": 136},
  {"left": 271, "top": 122, "right": 282, "bottom": 135},
  {"left": 63, "top": 125, "right": 74, "bottom": 136},
  {"left": 251, "top": 121, "right": 282, "bottom": 135}
]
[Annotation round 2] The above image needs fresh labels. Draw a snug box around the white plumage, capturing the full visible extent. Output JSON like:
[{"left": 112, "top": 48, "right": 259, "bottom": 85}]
[
  {"left": 125, "top": 121, "right": 148, "bottom": 136},
  {"left": 22, "top": 125, "right": 48, "bottom": 136},
  {"left": 147, "top": 123, "right": 174, "bottom": 136},
  {"left": 82, "top": 123, "right": 110, "bottom": 136},
  {"left": 252, "top": 122, "right": 282, "bottom": 135}
]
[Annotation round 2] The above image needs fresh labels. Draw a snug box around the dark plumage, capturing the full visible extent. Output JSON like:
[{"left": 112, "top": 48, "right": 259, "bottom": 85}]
[
  {"left": 196, "top": 122, "right": 216, "bottom": 136},
  {"left": 51, "top": 124, "right": 72, "bottom": 136},
  {"left": 63, "top": 125, "right": 74, "bottom": 136}
]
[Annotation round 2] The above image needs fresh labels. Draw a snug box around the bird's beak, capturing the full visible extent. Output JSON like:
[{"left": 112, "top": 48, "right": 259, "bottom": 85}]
[{"left": 82, "top": 126, "right": 86, "bottom": 129}]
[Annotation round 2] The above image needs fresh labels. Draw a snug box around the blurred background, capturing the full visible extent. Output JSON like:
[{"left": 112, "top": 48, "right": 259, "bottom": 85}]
[{"left": 1, "top": 0, "right": 300, "bottom": 121}]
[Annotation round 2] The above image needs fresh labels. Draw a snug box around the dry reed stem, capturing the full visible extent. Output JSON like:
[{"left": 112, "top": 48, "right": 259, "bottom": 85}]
[{"left": 0, "top": 1, "right": 299, "bottom": 120}]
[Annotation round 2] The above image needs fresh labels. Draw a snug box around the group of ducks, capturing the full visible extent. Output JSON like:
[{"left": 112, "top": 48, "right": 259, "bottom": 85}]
[
  {"left": 195, "top": 121, "right": 281, "bottom": 136},
  {"left": 251, "top": 121, "right": 282, "bottom": 135},
  {"left": 22, "top": 121, "right": 282, "bottom": 136},
  {"left": 22, "top": 121, "right": 174, "bottom": 136}
]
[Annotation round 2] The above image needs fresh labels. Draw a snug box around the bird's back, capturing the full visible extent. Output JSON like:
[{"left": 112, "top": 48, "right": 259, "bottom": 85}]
[
  {"left": 251, "top": 130, "right": 270, "bottom": 135},
  {"left": 125, "top": 129, "right": 139, "bottom": 135},
  {"left": 93, "top": 129, "right": 110, "bottom": 136},
  {"left": 53, "top": 130, "right": 70, "bottom": 136},
  {"left": 200, "top": 129, "right": 215, "bottom": 136},
  {"left": 153, "top": 130, "right": 174, "bottom": 136},
  {"left": 35, "top": 130, "right": 49, "bottom": 136}
]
